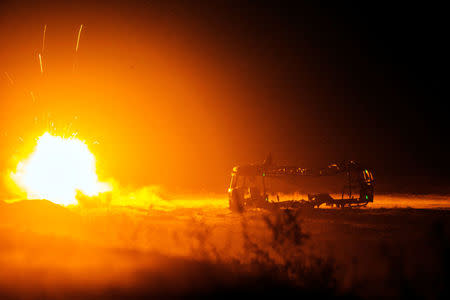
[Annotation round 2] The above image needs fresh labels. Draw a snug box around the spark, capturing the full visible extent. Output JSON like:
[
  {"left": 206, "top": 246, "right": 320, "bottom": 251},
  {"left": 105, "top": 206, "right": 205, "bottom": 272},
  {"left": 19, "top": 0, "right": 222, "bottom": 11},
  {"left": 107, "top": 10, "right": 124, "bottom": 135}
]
[
  {"left": 30, "top": 91, "right": 36, "bottom": 103},
  {"left": 62, "top": 122, "right": 73, "bottom": 138},
  {"left": 4, "top": 72, "right": 14, "bottom": 85},
  {"left": 76, "top": 24, "right": 84, "bottom": 52},
  {"left": 38, "top": 53, "right": 43, "bottom": 74},
  {"left": 42, "top": 24, "right": 47, "bottom": 53}
]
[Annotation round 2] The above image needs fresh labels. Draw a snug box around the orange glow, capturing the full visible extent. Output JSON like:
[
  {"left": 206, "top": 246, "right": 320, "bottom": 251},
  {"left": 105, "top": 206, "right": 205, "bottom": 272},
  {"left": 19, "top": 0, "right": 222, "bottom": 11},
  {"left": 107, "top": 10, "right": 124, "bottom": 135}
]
[
  {"left": 11, "top": 132, "right": 110, "bottom": 205},
  {"left": 0, "top": 6, "right": 265, "bottom": 193}
]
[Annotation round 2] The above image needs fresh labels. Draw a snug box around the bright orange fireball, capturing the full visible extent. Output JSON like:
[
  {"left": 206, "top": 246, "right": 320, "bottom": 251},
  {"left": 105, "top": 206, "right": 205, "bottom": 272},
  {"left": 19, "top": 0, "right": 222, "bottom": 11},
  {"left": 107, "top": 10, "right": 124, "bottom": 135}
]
[{"left": 11, "top": 132, "right": 110, "bottom": 205}]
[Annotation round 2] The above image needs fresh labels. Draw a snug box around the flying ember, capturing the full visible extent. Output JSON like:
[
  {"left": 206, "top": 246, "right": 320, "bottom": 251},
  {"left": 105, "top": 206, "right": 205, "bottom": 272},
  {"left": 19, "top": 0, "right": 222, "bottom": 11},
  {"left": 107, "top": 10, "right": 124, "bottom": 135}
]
[{"left": 11, "top": 132, "right": 110, "bottom": 205}]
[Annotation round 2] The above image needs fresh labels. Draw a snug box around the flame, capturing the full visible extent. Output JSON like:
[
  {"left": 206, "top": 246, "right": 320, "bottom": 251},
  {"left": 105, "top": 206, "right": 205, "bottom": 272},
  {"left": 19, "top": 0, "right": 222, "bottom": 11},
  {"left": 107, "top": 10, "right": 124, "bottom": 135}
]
[{"left": 11, "top": 132, "right": 110, "bottom": 205}]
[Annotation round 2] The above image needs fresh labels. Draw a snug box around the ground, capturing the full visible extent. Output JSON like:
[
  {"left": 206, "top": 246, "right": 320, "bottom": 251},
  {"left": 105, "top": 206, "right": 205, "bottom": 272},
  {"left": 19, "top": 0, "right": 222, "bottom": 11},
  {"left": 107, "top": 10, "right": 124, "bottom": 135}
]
[{"left": 0, "top": 195, "right": 449, "bottom": 299}]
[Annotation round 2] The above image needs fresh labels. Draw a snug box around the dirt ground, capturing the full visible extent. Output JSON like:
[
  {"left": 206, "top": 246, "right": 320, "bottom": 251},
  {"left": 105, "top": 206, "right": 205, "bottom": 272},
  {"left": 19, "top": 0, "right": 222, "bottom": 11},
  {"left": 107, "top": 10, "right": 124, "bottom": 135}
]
[{"left": 1, "top": 194, "right": 449, "bottom": 299}]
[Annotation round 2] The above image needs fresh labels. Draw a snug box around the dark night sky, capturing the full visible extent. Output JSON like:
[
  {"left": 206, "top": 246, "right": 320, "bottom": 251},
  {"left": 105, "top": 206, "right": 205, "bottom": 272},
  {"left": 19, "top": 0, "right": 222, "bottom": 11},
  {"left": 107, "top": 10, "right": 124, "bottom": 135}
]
[
  {"left": 0, "top": 1, "right": 447, "bottom": 193},
  {"left": 216, "top": 2, "right": 446, "bottom": 186}
]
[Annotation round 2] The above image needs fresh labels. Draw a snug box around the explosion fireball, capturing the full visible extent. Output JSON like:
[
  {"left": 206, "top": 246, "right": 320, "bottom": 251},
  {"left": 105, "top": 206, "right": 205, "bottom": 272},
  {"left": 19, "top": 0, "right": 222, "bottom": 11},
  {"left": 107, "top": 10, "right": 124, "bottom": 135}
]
[{"left": 11, "top": 132, "right": 110, "bottom": 205}]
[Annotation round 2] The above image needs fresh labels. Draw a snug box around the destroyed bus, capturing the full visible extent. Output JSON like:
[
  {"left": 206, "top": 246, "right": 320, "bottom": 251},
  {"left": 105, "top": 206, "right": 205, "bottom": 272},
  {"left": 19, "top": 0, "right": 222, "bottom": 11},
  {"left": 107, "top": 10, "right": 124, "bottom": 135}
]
[{"left": 228, "top": 158, "right": 374, "bottom": 212}]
